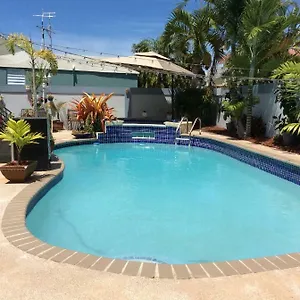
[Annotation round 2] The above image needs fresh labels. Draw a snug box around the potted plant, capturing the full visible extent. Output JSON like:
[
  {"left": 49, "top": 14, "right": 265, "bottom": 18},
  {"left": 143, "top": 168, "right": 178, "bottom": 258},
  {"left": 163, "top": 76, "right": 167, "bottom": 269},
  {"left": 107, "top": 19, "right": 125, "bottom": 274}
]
[
  {"left": 222, "top": 100, "right": 245, "bottom": 138},
  {"left": 72, "top": 117, "right": 94, "bottom": 139},
  {"left": 0, "top": 118, "right": 44, "bottom": 182},
  {"left": 48, "top": 100, "right": 65, "bottom": 132},
  {"left": 71, "top": 92, "right": 115, "bottom": 137}
]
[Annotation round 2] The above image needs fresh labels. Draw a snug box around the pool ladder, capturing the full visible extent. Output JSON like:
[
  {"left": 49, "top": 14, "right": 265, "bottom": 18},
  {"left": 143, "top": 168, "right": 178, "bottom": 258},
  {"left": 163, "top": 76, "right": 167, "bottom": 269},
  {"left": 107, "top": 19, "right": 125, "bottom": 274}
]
[{"left": 175, "top": 117, "right": 202, "bottom": 146}]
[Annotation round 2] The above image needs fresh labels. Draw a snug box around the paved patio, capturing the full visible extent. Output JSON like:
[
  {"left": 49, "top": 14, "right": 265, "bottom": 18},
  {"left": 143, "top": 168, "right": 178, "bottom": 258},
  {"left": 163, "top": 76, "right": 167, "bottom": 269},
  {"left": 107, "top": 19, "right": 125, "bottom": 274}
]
[{"left": 1, "top": 130, "right": 300, "bottom": 299}]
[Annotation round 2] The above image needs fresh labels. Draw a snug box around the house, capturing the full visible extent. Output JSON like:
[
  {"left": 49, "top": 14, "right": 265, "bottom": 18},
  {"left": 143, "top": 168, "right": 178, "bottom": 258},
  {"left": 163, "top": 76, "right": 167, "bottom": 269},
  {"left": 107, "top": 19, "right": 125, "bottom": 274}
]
[{"left": 0, "top": 36, "right": 139, "bottom": 120}]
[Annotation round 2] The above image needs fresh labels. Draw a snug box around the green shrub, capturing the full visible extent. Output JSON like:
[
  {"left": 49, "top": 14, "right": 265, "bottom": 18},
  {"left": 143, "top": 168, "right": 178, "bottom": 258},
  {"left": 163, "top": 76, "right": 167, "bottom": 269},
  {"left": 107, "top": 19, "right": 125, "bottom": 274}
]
[{"left": 174, "top": 88, "right": 218, "bottom": 126}]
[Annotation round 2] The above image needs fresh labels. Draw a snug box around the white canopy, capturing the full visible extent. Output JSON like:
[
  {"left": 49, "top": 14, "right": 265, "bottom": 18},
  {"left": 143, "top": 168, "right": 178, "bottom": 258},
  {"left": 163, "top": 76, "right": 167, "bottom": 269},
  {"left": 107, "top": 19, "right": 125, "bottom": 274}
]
[{"left": 99, "top": 52, "right": 195, "bottom": 77}]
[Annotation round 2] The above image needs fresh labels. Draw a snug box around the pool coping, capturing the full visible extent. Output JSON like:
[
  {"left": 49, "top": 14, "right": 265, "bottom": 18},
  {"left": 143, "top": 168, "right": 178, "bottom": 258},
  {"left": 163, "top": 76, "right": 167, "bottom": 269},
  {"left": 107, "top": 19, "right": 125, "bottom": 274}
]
[{"left": 2, "top": 138, "right": 300, "bottom": 280}]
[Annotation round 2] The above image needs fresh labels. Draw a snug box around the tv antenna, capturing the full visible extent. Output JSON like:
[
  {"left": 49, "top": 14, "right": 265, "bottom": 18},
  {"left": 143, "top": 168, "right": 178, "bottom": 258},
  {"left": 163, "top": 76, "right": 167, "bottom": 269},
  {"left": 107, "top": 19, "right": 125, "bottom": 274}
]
[{"left": 33, "top": 11, "right": 56, "bottom": 50}]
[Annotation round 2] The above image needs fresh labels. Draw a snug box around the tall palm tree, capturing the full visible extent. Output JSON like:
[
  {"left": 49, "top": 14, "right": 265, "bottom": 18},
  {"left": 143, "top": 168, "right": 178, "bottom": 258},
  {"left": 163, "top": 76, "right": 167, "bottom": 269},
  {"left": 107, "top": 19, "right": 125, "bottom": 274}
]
[
  {"left": 231, "top": 0, "right": 300, "bottom": 137},
  {"left": 162, "top": 7, "right": 224, "bottom": 85},
  {"left": 6, "top": 34, "right": 58, "bottom": 116}
]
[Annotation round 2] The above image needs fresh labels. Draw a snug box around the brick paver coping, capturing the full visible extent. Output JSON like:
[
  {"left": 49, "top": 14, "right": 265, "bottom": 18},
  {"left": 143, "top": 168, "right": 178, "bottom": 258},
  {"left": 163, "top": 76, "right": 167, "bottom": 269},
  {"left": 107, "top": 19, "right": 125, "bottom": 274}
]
[{"left": 2, "top": 139, "right": 300, "bottom": 279}]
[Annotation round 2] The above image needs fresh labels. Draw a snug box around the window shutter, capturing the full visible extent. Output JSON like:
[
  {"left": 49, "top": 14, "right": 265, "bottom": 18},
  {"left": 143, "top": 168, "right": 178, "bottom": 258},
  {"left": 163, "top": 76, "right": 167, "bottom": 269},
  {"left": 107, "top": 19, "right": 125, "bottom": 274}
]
[{"left": 7, "top": 69, "right": 26, "bottom": 85}]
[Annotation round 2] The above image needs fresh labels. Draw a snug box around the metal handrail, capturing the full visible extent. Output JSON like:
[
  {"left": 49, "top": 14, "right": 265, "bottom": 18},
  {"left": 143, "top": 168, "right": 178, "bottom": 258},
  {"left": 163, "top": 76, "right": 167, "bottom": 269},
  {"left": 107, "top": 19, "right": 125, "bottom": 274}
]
[
  {"left": 0, "top": 106, "right": 12, "bottom": 129},
  {"left": 176, "top": 116, "right": 189, "bottom": 135},
  {"left": 189, "top": 117, "right": 202, "bottom": 136}
]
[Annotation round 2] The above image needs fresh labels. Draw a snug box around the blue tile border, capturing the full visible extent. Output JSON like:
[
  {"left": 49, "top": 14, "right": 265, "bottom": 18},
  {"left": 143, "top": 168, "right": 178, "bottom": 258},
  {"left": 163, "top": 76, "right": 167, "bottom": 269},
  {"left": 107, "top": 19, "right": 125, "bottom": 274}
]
[{"left": 190, "top": 137, "right": 300, "bottom": 186}]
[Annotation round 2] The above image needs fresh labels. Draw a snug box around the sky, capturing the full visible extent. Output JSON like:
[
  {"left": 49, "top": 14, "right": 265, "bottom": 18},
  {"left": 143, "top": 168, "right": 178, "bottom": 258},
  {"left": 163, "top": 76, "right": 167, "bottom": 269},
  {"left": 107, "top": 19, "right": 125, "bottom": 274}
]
[{"left": 1, "top": 0, "right": 198, "bottom": 56}]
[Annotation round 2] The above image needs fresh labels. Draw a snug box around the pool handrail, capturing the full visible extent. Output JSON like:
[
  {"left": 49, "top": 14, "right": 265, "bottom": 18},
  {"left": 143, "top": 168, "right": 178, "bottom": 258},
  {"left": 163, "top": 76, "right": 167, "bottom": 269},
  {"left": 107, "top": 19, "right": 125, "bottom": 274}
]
[
  {"left": 176, "top": 116, "right": 189, "bottom": 136},
  {"left": 189, "top": 117, "right": 202, "bottom": 136}
]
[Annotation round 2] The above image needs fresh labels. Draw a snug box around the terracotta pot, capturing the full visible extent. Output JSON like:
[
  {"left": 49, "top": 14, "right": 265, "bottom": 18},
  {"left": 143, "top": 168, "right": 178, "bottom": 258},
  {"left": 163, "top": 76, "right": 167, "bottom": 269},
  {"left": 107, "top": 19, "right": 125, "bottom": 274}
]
[{"left": 0, "top": 161, "right": 37, "bottom": 183}]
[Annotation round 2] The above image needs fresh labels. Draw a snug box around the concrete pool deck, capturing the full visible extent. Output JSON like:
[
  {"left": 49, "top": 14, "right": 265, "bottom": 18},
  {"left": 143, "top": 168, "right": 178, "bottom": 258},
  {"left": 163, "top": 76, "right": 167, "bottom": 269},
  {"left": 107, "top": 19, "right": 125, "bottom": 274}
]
[{"left": 1, "top": 130, "right": 300, "bottom": 299}]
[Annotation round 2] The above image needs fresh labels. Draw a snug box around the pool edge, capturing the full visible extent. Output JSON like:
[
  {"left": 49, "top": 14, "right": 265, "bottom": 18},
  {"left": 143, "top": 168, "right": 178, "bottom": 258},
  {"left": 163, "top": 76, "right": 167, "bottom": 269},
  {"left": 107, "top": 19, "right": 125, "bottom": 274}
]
[{"left": 2, "top": 138, "right": 300, "bottom": 280}]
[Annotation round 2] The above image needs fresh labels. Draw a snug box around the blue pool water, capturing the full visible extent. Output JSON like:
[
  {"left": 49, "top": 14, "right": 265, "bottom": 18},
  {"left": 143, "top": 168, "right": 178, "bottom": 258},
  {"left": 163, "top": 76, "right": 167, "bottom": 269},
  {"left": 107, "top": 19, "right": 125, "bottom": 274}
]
[{"left": 26, "top": 143, "right": 300, "bottom": 264}]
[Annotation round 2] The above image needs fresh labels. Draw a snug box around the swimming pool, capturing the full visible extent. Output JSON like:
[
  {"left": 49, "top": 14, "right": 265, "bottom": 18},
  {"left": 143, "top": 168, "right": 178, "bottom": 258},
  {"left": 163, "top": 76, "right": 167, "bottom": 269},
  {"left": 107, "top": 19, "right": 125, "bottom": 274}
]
[{"left": 26, "top": 142, "right": 300, "bottom": 264}]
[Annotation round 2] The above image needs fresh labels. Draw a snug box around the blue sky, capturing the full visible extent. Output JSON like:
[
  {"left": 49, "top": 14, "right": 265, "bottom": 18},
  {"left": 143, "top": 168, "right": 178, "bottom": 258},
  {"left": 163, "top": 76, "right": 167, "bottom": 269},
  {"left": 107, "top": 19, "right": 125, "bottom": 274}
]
[{"left": 1, "top": 0, "right": 198, "bottom": 56}]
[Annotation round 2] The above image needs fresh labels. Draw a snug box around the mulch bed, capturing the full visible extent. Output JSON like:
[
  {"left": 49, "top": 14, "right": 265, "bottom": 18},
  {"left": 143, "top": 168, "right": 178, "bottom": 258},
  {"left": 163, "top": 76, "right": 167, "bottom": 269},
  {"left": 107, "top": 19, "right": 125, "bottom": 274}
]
[{"left": 202, "top": 126, "right": 300, "bottom": 155}]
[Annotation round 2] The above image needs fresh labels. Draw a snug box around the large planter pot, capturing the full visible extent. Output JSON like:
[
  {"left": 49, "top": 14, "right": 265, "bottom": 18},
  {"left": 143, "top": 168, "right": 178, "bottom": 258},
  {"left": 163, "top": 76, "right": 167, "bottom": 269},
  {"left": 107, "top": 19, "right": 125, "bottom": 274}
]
[
  {"left": 226, "top": 121, "right": 236, "bottom": 134},
  {"left": 53, "top": 120, "right": 64, "bottom": 132},
  {"left": 0, "top": 161, "right": 37, "bottom": 183},
  {"left": 72, "top": 132, "right": 93, "bottom": 139},
  {"left": 282, "top": 132, "right": 298, "bottom": 146}
]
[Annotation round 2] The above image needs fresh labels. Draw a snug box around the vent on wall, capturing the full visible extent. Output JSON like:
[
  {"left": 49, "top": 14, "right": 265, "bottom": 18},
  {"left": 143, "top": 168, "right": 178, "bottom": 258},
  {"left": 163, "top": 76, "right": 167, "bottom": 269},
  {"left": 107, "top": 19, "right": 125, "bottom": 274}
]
[{"left": 7, "top": 69, "right": 26, "bottom": 85}]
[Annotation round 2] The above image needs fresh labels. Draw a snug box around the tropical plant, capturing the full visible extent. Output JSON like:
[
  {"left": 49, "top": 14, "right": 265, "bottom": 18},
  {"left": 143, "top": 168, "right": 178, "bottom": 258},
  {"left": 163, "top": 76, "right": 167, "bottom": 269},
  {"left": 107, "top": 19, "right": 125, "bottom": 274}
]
[
  {"left": 223, "top": 99, "right": 246, "bottom": 138},
  {"left": 47, "top": 101, "right": 66, "bottom": 120},
  {"left": 162, "top": 7, "right": 224, "bottom": 85},
  {"left": 174, "top": 88, "right": 218, "bottom": 125},
  {"left": 6, "top": 34, "right": 58, "bottom": 116},
  {"left": 0, "top": 118, "right": 44, "bottom": 164},
  {"left": 281, "top": 119, "right": 300, "bottom": 135},
  {"left": 25, "top": 67, "right": 47, "bottom": 97},
  {"left": 72, "top": 93, "right": 115, "bottom": 132},
  {"left": 272, "top": 61, "right": 300, "bottom": 135},
  {"left": 226, "top": 0, "right": 300, "bottom": 137}
]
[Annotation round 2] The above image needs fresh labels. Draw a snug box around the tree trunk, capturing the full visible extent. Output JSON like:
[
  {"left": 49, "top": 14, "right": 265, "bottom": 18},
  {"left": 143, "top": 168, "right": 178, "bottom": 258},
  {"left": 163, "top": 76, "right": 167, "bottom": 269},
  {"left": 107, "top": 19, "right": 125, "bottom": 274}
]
[
  {"left": 236, "top": 119, "right": 245, "bottom": 139},
  {"left": 245, "top": 60, "right": 255, "bottom": 138},
  {"left": 32, "top": 59, "right": 38, "bottom": 117},
  {"left": 17, "top": 150, "right": 21, "bottom": 165}
]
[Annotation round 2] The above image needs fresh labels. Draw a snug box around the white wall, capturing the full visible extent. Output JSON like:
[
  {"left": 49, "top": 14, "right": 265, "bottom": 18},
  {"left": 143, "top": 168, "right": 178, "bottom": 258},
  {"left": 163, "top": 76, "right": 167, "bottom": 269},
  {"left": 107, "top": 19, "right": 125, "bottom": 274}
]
[
  {"left": 1, "top": 92, "right": 126, "bottom": 129},
  {"left": 251, "top": 83, "right": 282, "bottom": 137},
  {"left": 2, "top": 93, "right": 31, "bottom": 116},
  {"left": 214, "top": 83, "right": 281, "bottom": 137},
  {"left": 128, "top": 88, "right": 171, "bottom": 120}
]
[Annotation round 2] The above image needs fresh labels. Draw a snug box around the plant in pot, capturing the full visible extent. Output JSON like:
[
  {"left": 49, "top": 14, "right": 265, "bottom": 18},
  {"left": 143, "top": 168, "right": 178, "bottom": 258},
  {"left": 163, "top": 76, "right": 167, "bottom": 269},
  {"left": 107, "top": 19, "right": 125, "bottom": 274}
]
[
  {"left": 0, "top": 118, "right": 44, "bottom": 182},
  {"left": 47, "top": 98, "right": 66, "bottom": 132},
  {"left": 222, "top": 100, "right": 245, "bottom": 138},
  {"left": 71, "top": 92, "right": 114, "bottom": 137}
]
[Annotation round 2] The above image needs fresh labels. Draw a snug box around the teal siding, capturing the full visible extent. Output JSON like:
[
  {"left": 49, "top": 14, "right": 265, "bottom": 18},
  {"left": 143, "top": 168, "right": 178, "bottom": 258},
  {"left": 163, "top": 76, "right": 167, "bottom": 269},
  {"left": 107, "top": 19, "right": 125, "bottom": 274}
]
[
  {"left": 51, "top": 71, "right": 73, "bottom": 86},
  {"left": 51, "top": 71, "right": 138, "bottom": 88},
  {"left": 0, "top": 68, "right": 7, "bottom": 85},
  {"left": 0, "top": 68, "right": 138, "bottom": 88}
]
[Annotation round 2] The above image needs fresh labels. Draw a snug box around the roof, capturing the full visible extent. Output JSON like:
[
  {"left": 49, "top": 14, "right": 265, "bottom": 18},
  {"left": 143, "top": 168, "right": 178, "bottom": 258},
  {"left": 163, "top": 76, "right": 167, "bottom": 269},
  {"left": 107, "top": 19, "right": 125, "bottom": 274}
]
[
  {"left": 99, "top": 52, "right": 195, "bottom": 77},
  {"left": 0, "top": 45, "right": 139, "bottom": 75},
  {"left": 134, "top": 52, "right": 171, "bottom": 61},
  {"left": 55, "top": 54, "right": 139, "bottom": 74}
]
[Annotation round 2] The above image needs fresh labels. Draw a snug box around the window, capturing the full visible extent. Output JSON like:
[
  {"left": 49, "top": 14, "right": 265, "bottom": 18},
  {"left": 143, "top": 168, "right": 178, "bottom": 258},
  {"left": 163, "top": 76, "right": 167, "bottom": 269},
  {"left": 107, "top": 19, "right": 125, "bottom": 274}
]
[{"left": 7, "top": 69, "right": 25, "bottom": 85}]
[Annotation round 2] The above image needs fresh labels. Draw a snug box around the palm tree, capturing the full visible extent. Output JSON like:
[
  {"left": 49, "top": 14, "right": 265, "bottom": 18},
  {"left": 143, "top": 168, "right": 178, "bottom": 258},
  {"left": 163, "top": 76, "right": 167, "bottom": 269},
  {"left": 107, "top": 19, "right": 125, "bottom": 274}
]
[
  {"left": 235, "top": 0, "right": 300, "bottom": 137},
  {"left": 132, "top": 39, "right": 164, "bottom": 54},
  {"left": 272, "top": 61, "right": 300, "bottom": 134},
  {"left": 162, "top": 7, "right": 224, "bottom": 86},
  {"left": 0, "top": 119, "right": 44, "bottom": 164},
  {"left": 6, "top": 34, "right": 58, "bottom": 117}
]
